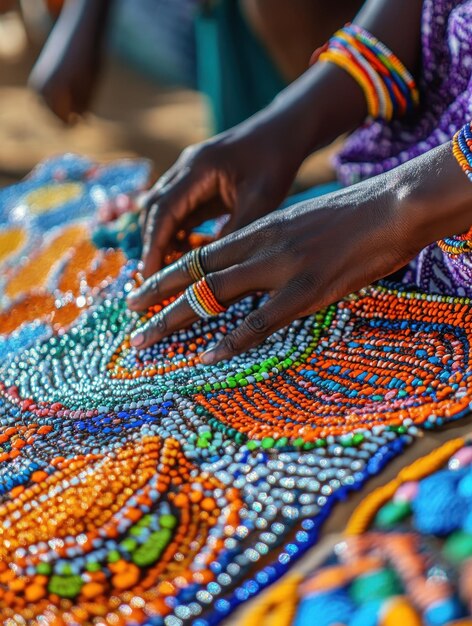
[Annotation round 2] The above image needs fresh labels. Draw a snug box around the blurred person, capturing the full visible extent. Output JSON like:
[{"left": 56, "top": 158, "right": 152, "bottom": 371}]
[
  {"left": 125, "top": 0, "right": 472, "bottom": 366},
  {"left": 28, "top": 0, "right": 362, "bottom": 130}
]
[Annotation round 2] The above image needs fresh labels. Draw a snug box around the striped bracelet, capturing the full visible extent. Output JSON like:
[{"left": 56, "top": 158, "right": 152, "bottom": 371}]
[{"left": 313, "top": 23, "right": 419, "bottom": 121}]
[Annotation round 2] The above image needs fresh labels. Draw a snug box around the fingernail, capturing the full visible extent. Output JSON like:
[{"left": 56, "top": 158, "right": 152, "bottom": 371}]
[
  {"left": 200, "top": 349, "right": 216, "bottom": 365},
  {"left": 130, "top": 331, "right": 144, "bottom": 347}
]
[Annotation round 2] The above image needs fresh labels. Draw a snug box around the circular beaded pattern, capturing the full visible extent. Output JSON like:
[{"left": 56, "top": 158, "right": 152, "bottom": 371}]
[{"left": 0, "top": 155, "right": 472, "bottom": 625}]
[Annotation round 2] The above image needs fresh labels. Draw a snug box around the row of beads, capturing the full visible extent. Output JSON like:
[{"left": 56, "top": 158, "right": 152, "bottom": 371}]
[{"left": 316, "top": 23, "right": 419, "bottom": 120}]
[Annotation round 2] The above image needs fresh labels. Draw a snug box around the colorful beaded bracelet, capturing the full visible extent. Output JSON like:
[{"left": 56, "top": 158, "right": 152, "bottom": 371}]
[
  {"left": 186, "top": 277, "right": 227, "bottom": 318},
  {"left": 438, "top": 121, "right": 472, "bottom": 256},
  {"left": 313, "top": 23, "right": 419, "bottom": 121}
]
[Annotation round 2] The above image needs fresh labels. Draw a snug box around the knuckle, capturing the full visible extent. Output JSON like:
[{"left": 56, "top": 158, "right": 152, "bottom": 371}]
[
  {"left": 221, "top": 333, "right": 238, "bottom": 355},
  {"left": 148, "top": 272, "right": 162, "bottom": 296},
  {"left": 148, "top": 314, "right": 167, "bottom": 336},
  {"left": 205, "top": 272, "right": 224, "bottom": 300},
  {"left": 180, "top": 144, "right": 198, "bottom": 161},
  {"left": 244, "top": 311, "right": 271, "bottom": 336},
  {"left": 288, "top": 273, "right": 320, "bottom": 305}
]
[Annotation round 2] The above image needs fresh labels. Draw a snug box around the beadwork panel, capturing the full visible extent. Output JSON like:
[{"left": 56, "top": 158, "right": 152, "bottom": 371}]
[
  {"left": 1, "top": 155, "right": 472, "bottom": 625},
  {"left": 249, "top": 437, "right": 472, "bottom": 626}
]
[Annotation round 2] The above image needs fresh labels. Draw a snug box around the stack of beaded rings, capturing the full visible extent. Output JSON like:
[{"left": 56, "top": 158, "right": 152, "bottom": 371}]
[
  {"left": 186, "top": 247, "right": 206, "bottom": 282},
  {"left": 186, "top": 277, "right": 227, "bottom": 318},
  {"left": 438, "top": 121, "right": 472, "bottom": 255},
  {"left": 313, "top": 23, "right": 419, "bottom": 121}
]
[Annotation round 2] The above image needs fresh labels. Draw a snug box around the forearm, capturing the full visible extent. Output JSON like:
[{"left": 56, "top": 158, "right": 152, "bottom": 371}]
[
  {"left": 390, "top": 143, "right": 472, "bottom": 249},
  {"left": 43, "top": 0, "right": 113, "bottom": 58},
  {"left": 262, "top": 0, "right": 424, "bottom": 162}
]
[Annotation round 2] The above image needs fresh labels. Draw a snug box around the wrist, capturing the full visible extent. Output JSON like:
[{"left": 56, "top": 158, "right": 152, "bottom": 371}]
[{"left": 389, "top": 143, "right": 472, "bottom": 250}]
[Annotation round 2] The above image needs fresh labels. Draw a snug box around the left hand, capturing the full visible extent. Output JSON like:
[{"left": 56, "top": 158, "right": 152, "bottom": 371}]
[{"left": 127, "top": 175, "right": 424, "bottom": 364}]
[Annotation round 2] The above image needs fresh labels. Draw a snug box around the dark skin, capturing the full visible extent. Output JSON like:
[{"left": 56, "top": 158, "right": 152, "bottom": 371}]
[
  {"left": 128, "top": 0, "right": 472, "bottom": 364},
  {"left": 241, "top": 0, "right": 363, "bottom": 81},
  {"left": 137, "top": 0, "right": 424, "bottom": 278},
  {"left": 28, "top": 0, "right": 113, "bottom": 123}
]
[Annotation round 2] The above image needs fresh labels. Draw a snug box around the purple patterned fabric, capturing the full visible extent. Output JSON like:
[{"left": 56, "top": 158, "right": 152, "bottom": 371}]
[{"left": 336, "top": 0, "right": 472, "bottom": 296}]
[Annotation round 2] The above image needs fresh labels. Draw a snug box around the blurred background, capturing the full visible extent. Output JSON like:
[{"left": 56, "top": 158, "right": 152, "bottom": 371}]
[{"left": 0, "top": 0, "right": 339, "bottom": 189}]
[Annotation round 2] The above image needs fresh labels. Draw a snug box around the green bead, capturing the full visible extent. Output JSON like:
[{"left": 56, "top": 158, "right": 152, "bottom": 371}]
[
  {"left": 303, "top": 441, "right": 316, "bottom": 450},
  {"left": 107, "top": 550, "right": 121, "bottom": 563},
  {"left": 246, "top": 440, "right": 259, "bottom": 451},
  {"left": 275, "top": 437, "right": 289, "bottom": 448},
  {"left": 352, "top": 433, "right": 365, "bottom": 445},
  {"left": 36, "top": 562, "right": 52, "bottom": 575},
  {"left": 48, "top": 575, "right": 83, "bottom": 599},
  {"left": 85, "top": 561, "right": 101, "bottom": 572},
  {"left": 132, "top": 529, "right": 172, "bottom": 567},
  {"left": 350, "top": 568, "right": 402, "bottom": 604},
  {"left": 160, "top": 514, "right": 177, "bottom": 530},
  {"left": 293, "top": 437, "right": 305, "bottom": 448},
  {"left": 120, "top": 538, "right": 138, "bottom": 552},
  {"left": 443, "top": 531, "right": 472, "bottom": 563},
  {"left": 235, "top": 432, "right": 248, "bottom": 444},
  {"left": 374, "top": 500, "right": 412, "bottom": 529},
  {"left": 261, "top": 437, "right": 275, "bottom": 449},
  {"left": 197, "top": 437, "right": 210, "bottom": 448}
]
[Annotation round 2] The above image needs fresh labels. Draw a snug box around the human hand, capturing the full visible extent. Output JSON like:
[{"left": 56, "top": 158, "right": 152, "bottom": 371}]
[
  {"left": 128, "top": 173, "right": 424, "bottom": 364},
  {"left": 139, "top": 109, "right": 308, "bottom": 278},
  {"left": 28, "top": 0, "right": 110, "bottom": 123}
]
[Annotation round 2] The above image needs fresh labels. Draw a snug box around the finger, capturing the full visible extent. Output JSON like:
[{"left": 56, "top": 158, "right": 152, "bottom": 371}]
[
  {"left": 129, "top": 266, "right": 254, "bottom": 349},
  {"left": 127, "top": 230, "right": 256, "bottom": 311},
  {"left": 139, "top": 164, "right": 181, "bottom": 235},
  {"left": 177, "top": 197, "right": 226, "bottom": 235},
  {"left": 199, "top": 289, "right": 304, "bottom": 364},
  {"left": 141, "top": 168, "right": 219, "bottom": 278}
]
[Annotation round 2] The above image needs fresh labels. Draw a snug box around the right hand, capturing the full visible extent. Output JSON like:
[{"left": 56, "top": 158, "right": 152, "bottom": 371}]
[{"left": 140, "top": 113, "right": 305, "bottom": 278}]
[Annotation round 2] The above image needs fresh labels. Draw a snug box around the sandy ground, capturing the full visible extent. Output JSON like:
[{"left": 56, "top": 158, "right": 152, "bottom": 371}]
[
  {"left": 0, "top": 43, "right": 336, "bottom": 187},
  {"left": 0, "top": 30, "right": 470, "bottom": 626}
]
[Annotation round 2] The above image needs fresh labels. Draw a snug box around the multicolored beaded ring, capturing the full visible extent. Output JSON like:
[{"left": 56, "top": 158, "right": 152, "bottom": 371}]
[
  {"left": 186, "top": 277, "right": 227, "bottom": 318},
  {"left": 186, "top": 247, "right": 206, "bottom": 282},
  {"left": 314, "top": 23, "right": 419, "bottom": 121}
]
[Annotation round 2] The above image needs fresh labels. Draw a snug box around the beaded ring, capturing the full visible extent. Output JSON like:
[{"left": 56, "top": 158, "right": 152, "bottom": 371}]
[
  {"left": 315, "top": 23, "right": 419, "bottom": 121},
  {"left": 186, "top": 247, "right": 206, "bottom": 282},
  {"left": 186, "top": 277, "right": 227, "bottom": 318},
  {"left": 438, "top": 121, "right": 472, "bottom": 255}
]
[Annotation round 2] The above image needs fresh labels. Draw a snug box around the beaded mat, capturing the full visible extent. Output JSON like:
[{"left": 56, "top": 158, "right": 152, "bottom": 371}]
[
  {"left": 247, "top": 437, "right": 472, "bottom": 626},
  {"left": 1, "top": 155, "right": 472, "bottom": 625}
]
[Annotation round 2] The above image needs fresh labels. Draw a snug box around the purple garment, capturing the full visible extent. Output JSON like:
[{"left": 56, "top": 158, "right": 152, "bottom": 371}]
[{"left": 335, "top": 0, "right": 472, "bottom": 297}]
